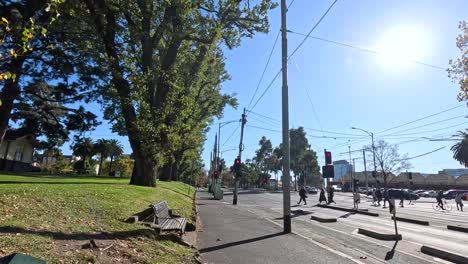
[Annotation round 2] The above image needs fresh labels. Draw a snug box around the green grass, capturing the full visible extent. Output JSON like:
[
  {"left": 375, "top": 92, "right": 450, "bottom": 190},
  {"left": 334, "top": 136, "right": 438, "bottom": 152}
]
[{"left": 0, "top": 174, "right": 196, "bottom": 263}]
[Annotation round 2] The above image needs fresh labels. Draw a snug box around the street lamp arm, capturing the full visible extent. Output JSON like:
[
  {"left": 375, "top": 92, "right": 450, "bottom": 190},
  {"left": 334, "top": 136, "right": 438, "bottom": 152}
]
[{"left": 351, "top": 126, "right": 372, "bottom": 137}]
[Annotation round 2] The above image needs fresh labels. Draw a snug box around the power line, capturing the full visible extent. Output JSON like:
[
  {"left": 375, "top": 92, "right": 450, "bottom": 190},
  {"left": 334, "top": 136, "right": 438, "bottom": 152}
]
[
  {"left": 246, "top": 110, "right": 281, "bottom": 123},
  {"left": 247, "top": 125, "right": 281, "bottom": 133},
  {"left": 383, "top": 114, "right": 466, "bottom": 136},
  {"left": 396, "top": 146, "right": 448, "bottom": 162},
  {"left": 222, "top": 122, "right": 240, "bottom": 146},
  {"left": 249, "top": 0, "right": 340, "bottom": 112},
  {"left": 376, "top": 105, "right": 464, "bottom": 134},
  {"left": 381, "top": 122, "right": 467, "bottom": 137},
  {"left": 286, "top": 30, "right": 445, "bottom": 71},
  {"left": 303, "top": 84, "right": 324, "bottom": 136},
  {"left": 247, "top": 30, "right": 280, "bottom": 110}
]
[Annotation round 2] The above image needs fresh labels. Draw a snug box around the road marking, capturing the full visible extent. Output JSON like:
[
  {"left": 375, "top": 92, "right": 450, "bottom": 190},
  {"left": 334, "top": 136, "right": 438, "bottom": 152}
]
[{"left": 246, "top": 209, "right": 366, "bottom": 264}]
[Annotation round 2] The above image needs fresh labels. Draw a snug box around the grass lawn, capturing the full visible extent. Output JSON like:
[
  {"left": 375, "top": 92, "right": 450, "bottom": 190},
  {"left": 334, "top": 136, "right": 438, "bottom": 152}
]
[{"left": 0, "top": 174, "right": 196, "bottom": 263}]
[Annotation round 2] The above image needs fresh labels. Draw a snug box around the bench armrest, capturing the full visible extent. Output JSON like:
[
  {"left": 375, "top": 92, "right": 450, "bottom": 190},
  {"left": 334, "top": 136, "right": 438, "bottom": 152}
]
[{"left": 169, "top": 208, "right": 183, "bottom": 217}]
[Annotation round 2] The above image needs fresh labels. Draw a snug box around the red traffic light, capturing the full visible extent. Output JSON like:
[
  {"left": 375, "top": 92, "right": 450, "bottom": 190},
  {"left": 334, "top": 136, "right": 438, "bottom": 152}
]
[
  {"left": 214, "top": 171, "right": 219, "bottom": 178},
  {"left": 234, "top": 158, "right": 240, "bottom": 165},
  {"left": 325, "top": 151, "right": 332, "bottom": 165},
  {"left": 325, "top": 152, "right": 331, "bottom": 158}
]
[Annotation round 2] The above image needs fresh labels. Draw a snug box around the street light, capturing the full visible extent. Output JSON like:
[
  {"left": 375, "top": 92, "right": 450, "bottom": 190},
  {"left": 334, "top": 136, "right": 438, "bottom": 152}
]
[{"left": 351, "top": 127, "right": 377, "bottom": 189}]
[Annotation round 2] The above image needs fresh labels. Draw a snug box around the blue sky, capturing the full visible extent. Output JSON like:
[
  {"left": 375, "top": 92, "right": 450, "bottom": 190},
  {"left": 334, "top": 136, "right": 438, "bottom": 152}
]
[{"left": 62, "top": 0, "right": 467, "bottom": 174}]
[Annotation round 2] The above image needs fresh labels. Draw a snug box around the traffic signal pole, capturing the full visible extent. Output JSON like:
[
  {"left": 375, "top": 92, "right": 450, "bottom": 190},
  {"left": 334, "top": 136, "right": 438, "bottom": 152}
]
[
  {"left": 233, "top": 108, "right": 246, "bottom": 205},
  {"left": 281, "top": 0, "right": 291, "bottom": 234}
]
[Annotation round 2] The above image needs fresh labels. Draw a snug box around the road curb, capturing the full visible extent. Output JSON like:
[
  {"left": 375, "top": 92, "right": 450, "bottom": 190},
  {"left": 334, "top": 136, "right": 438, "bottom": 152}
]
[
  {"left": 317, "top": 204, "right": 379, "bottom": 217},
  {"left": 358, "top": 228, "right": 402, "bottom": 241},
  {"left": 447, "top": 225, "right": 468, "bottom": 233},
  {"left": 421, "top": 245, "right": 468, "bottom": 264},
  {"left": 391, "top": 216, "right": 429, "bottom": 226},
  {"left": 310, "top": 215, "right": 337, "bottom": 223}
]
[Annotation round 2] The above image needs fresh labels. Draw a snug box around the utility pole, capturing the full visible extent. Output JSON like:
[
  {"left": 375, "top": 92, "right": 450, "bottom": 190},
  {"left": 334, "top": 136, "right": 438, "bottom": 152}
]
[
  {"left": 233, "top": 108, "right": 247, "bottom": 205},
  {"left": 281, "top": 0, "right": 291, "bottom": 234},
  {"left": 363, "top": 149, "right": 368, "bottom": 190},
  {"left": 213, "top": 134, "right": 218, "bottom": 193},
  {"left": 348, "top": 145, "right": 352, "bottom": 192},
  {"left": 371, "top": 133, "right": 377, "bottom": 183},
  {"left": 209, "top": 151, "right": 213, "bottom": 193}
]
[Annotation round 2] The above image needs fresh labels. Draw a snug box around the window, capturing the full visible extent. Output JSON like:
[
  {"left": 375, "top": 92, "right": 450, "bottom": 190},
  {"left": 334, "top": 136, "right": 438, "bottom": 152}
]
[{"left": 14, "top": 144, "right": 24, "bottom": 161}]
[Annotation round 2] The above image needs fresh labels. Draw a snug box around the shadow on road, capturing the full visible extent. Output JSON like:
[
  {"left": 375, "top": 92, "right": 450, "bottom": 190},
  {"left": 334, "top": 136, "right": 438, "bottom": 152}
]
[
  {"left": 385, "top": 240, "right": 399, "bottom": 260},
  {"left": 274, "top": 209, "right": 312, "bottom": 220},
  {"left": 338, "top": 212, "right": 356, "bottom": 218},
  {"left": 199, "top": 232, "right": 284, "bottom": 253}
]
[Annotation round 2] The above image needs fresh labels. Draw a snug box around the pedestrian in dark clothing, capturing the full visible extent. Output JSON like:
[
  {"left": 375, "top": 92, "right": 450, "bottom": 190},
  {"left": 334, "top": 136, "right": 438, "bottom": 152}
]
[
  {"left": 298, "top": 186, "right": 307, "bottom": 205},
  {"left": 436, "top": 190, "right": 445, "bottom": 210},
  {"left": 196, "top": 183, "right": 200, "bottom": 190},
  {"left": 375, "top": 189, "right": 382, "bottom": 206},
  {"left": 399, "top": 189, "right": 404, "bottom": 208},
  {"left": 319, "top": 187, "right": 327, "bottom": 204},
  {"left": 328, "top": 186, "right": 336, "bottom": 204},
  {"left": 383, "top": 189, "right": 390, "bottom": 208},
  {"left": 455, "top": 193, "right": 464, "bottom": 211}
]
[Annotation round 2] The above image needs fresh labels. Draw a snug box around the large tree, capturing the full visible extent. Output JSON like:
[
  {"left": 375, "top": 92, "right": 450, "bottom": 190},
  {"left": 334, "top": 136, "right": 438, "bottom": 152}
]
[
  {"left": 451, "top": 130, "right": 468, "bottom": 167},
  {"left": 71, "top": 136, "right": 95, "bottom": 173},
  {"left": 82, "top": 0, "right": 276, "bottom": 186},
  {"left": 364, "top": 140, "right": 411, "bottom": 187},
  {"left": 0, "top": 1, "right": 100, "bottom": 148},
  {"left": 449, "top": 21, "right": 468, "bottom": 101},
  {"left": 290, "top": 127, "right": 311, "bottom": 190},
  {"left": 254, "top": 136, "right": 273, "bottom": 172},
  {"left": 107, "top": 139, "right": 123, "bottom": 176}
]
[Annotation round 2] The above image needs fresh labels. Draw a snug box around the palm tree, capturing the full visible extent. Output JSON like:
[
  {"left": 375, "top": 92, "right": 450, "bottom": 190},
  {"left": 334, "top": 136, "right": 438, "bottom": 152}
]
[
  {"left": 94, "top": 139, "right": 110, "bottom": 176},
  {"left": 71, "top": 137, "right": 95, "bottom": 173},
  {"left": 107, "top": 139, "right": 123, "bottom": 176},
  {"left": 451, "top": 131, "right": 468, "bottom": 167}
]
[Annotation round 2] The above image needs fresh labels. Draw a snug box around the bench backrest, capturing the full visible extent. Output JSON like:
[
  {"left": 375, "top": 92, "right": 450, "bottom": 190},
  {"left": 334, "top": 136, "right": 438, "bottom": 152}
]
[{"left": 152, "top": 201, "right": 170, "bottom": 219}]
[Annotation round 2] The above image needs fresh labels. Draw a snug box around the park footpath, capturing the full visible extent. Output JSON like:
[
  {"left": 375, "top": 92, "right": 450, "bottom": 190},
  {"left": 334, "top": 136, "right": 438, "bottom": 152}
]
[{"left": 195, "top": 190, "right": 353, "bottom": 264}]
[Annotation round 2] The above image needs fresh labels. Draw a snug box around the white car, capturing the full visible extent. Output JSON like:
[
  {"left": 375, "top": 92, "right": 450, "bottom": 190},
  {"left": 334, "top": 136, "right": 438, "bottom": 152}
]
[{"left": 421, "top": 190, "right": 437, "bottom": 198}]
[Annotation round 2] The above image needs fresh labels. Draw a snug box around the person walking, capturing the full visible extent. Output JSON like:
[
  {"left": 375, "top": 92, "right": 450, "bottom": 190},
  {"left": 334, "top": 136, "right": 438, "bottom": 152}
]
[
  {"left": 371, "top": 188, "right": 377, "bottom": 206},
  {"left": 328, "top": 186, "right": 336, "bottom": 204},
  {"left": 319, "top": 187, "right": 327, "bottom": 205},
  {"left": 383, "top": 189, "right": 390, "bottom": 208},
  {"left": 455, "top": 193, "right": 464, "bottom": 211},
  {"left": 298, "top": 186, "right": 307, "bottom": 205},
  {"left": 399, "top": 189, "right": 405, "bottom": 208},
  {"left": 436, "top": 190, "right": 445, "bottom": 210},
  {"left": 376, "top": 188, "right": 382, "bottom": 206}
]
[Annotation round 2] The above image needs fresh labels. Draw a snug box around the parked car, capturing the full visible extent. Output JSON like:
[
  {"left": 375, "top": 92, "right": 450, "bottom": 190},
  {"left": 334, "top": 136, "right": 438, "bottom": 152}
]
[
  {"left": 387, "top": 189, "right": 420, "bottom": 200},
  {"left": 305, "top": 186, "right": 318, "bottom": 194},
  {"left": 357, "top": 187, "right": 368, "bottom": 194},
  {"left": 463, "top": 193, "right": 468, "bottom": 201},
  {"left": 421, "top": 190, "right": 438, "bottom": 198},
  {"left": 443, "top": 189, "right": 468, "bottom": 200}
]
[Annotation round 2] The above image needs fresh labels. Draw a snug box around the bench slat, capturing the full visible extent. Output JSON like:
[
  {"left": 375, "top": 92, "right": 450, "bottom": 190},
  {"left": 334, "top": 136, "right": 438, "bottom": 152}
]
[{"left": 150, "top": 200, "right": 187, "bottom": 236}]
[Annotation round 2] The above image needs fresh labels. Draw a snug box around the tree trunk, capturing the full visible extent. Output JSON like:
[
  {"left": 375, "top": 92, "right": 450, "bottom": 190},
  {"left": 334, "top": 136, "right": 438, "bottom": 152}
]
[
  {"left": 109, "top": 155, "right": 114, "bottom": 176},
  {"left": 98, "top": 153, "right": 104, "bottom": 176},
  {"left": 171, "top": 162, "right": 179, "bottom": 181},
  {"left": 129, "top": 152, "right": 156, "bottom": 186},
  {"left": 0, "top": 59, "right": 24, "bottom": 144},
  {"left": 159, "top": 163, "right": 172, "bottom": 181}
]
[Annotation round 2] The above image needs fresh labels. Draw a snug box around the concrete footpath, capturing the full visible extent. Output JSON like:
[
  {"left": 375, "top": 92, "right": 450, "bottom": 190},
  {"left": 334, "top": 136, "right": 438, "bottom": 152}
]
[{"left": 195, "top": 190, "right": 354, "bottom": 264}]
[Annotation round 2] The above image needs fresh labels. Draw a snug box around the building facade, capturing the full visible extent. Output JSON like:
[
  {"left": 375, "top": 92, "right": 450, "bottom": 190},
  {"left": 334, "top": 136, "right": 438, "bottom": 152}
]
[
  {"left": 438, "top": 169, "right": 468, "bottom": 177},
  {"left": 333, "top": 160, "right": 353, "bottom": 180}
]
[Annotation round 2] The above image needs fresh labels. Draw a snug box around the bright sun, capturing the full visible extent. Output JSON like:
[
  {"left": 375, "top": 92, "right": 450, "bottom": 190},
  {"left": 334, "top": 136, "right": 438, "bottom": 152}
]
[{"left": 375, "top": 25, "right": 429, "bottom": 69}]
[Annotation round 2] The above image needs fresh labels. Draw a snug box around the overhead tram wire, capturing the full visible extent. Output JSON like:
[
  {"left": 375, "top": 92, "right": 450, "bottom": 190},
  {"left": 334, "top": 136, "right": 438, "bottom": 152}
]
[
  {"left": 396, "top": 146, "right": 448, "bottom": 162},
  {"left": 303, "top": 84, "right": 324, "bottom": 136},
  {"left": 246, "top": 110, "right": 282, "bottom": 123},
  {"left": 246, "top": 0, "right": 298, "bottom": 111},
  {"left": 380, "top": 122, "right": 468, "bottom": 137},
  {"left": 286, "top": 30, "right": 445, "bottom": 71},
  {"left": 376, "top": 105, "right": 465, "bottom": 134},
  {"left": 248, "top": 0, "right": 340, "bottom": 112}
]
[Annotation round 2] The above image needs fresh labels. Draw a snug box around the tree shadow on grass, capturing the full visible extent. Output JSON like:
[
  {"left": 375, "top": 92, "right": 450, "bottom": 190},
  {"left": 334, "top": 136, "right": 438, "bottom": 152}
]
[
  {"left": 0, "top": 226, "right": 156, "bottom": 241},
  {"left": 0, "top": 181, "right": 122, "bottom": 185}
]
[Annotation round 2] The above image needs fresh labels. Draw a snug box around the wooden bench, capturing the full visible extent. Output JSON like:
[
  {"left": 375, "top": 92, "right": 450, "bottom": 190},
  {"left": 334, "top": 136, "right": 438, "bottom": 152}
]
[{"left": 150, "top": 201, "right": 187, "bottom": 237}]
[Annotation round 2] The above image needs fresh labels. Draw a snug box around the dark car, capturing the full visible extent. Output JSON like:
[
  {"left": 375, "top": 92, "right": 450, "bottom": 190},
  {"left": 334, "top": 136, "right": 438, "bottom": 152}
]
[
  {"left": 443, "top": 190, "right": 468, "bottom": 200},
  {"left": 387, "top": 189, "right": 420, "bottom": 200},
  {"left": 305, "top": 186, "right": 318, "bottom": 194}
]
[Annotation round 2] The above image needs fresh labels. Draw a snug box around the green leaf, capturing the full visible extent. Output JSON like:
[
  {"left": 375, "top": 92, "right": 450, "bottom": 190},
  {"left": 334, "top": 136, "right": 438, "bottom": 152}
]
[{"left": 41, "top": 27, "right": 47, "bottom": 36}]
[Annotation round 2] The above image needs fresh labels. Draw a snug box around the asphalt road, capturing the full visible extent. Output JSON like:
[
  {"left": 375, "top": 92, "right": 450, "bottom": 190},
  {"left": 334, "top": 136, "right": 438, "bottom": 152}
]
[{"left": 217, "top": 190, "right": 468, "bottom": 264}]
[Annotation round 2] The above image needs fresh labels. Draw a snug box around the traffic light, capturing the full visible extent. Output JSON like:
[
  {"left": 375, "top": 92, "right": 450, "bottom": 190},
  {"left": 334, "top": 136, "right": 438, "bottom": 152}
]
[
  {"left": 372, "top": 171, "right": 376, "bottom": 178},
  {"left": 322, "top": 165, "right": 334, "bottom": 178},
  {"left": 214, "top": 171, "right": 219, "bottom": 179},
  {"left": 408, "top": 172, "right": 412, "bottom": 180},
  {"left": 325, "top": 151, "right": 332, "bottom": 165},
  {"left": 233, "top": 158, "right": 241, "bottom": 176}
]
